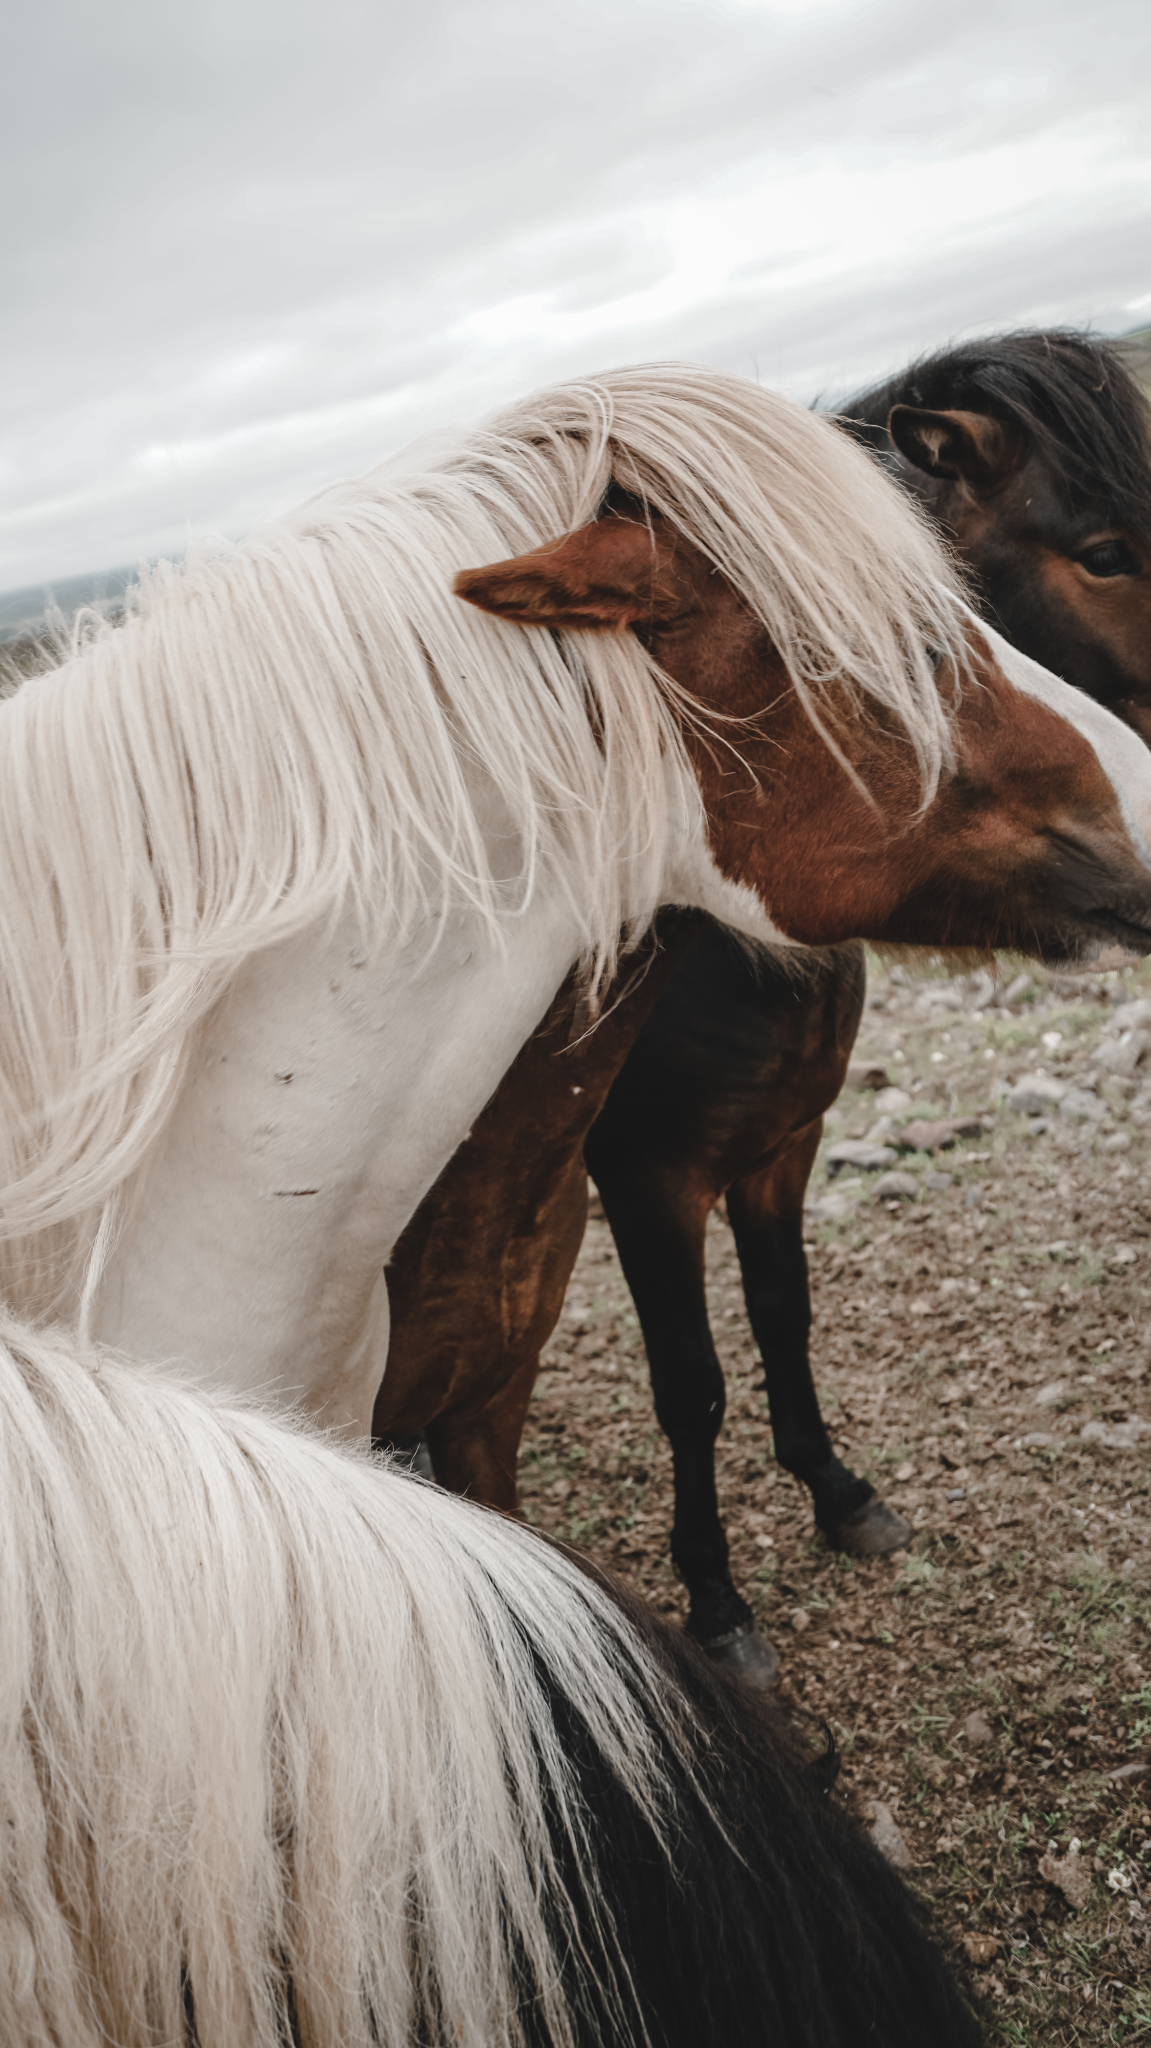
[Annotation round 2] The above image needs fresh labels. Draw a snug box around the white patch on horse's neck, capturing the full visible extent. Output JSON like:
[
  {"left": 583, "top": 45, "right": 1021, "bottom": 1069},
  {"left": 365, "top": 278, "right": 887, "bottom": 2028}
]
[
  {"left": 979, "top": 620, "right": 1151, "bottom": 869},
  {"left": 90, "top": 764, "right": 780, "bottom": 1431}
]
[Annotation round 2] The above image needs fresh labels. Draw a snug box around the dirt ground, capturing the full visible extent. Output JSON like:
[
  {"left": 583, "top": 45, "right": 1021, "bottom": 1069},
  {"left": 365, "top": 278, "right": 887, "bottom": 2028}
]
[{"left": 519, "top": 951, "right": 1151, "bottom": 2046}]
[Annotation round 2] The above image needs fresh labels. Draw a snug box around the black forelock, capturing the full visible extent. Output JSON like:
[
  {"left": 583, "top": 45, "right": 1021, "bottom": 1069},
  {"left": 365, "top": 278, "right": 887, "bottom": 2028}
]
[{"left": 839, "top": 329, "right": 1151, "bottom": 535}]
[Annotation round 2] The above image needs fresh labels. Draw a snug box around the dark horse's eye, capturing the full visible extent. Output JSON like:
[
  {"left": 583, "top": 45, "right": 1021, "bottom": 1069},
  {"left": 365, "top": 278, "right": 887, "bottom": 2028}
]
[{"left": 1076, "top": 539, "right": 1138, "bottom": 579}]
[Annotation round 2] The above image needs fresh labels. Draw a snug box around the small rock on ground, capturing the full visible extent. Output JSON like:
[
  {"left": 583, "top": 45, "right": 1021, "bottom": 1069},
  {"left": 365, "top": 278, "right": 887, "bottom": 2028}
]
[
  {"left": 1081, "top": 1417, "right": 1151, "bottom": 1449},
  {"left": 1097, "top": 1028, "right": 1151, "bottom": 1076},
  {"left": 1007, "top": 1073, "right": 1066, "bottom": 1113},
  {"left": 1059, "top": 1086, "right": 1106, "bottom": 1123},
  {"left": 962, "top": 1935, "right": 999, "bottom": 1965},
  {"left": 897, "top": 1115, "right": 985, "bottom": 1153},
  {"left": 964, "top": 1709, "right": 995, "bottom": 1749},
  {"left": 1038, "top": 1846, "right": 1091, "bottom": 1912},
  {"left": 868, "top": 1802, "right": 913, "bottom": 1869},
  {"left": 872, "top": 1085, "right": 913, "bottom": 1113},
  {"left": 826, "top": 1139, "right": 897, "bottom": 1174},
  {"left": 845, "top": 1061, "right": 889, "bottom": 1091}
]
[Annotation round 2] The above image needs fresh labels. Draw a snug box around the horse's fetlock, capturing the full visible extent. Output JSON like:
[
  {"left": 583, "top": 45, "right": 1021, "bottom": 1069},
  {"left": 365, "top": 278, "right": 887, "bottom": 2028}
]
[{"left": 685, "top": 1577, "right": 754, "bottom": 1645}]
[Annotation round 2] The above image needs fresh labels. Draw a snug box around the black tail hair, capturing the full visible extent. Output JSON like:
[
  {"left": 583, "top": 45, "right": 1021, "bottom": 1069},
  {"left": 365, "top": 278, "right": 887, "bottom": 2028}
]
[{"left": 527, "top": 1572, "right": 981, "bottom": 2048}]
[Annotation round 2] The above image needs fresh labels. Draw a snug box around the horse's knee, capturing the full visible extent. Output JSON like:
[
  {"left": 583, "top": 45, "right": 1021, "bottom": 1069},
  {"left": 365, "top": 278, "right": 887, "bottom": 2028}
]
[{"left": 427, "top": 1409, "right": 523, "bottom": 1512}]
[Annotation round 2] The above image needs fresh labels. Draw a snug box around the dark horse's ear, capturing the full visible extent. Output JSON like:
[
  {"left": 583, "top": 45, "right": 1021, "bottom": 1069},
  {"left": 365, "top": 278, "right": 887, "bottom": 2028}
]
[
  {"left": 454, "top": 514, "right": 686, "bottom": 632},
  {"left": 887, "top": 405, "right": 1020, "bottom": 489}
]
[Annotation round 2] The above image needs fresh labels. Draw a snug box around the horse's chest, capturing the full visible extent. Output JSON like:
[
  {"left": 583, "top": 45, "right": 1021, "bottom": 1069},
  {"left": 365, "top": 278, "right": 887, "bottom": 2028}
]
[{"left": 93, "top": 903, "right": 584, "bottom": 1420}]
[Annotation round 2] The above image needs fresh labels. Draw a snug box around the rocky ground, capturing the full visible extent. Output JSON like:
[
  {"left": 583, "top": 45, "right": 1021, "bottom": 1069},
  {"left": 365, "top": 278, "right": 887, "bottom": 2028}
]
[{"left": 519, "top": 951, "right": 1151, "bottom": 2046}]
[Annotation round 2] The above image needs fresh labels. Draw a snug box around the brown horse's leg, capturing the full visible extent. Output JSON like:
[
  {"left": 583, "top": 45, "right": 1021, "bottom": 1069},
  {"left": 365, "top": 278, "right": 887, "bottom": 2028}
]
[
  {"left": 726, "top": 1126, "right": 911, "bottom": 1556},
  {"left": 373, "top": 914, "right": 706, "bottom": 1509},
  {"left": 426, "top": 1160, "right": 592, "bottom": 1513},
  {"left": 424, "top": 1357, "right": 540, "bottom": 1513},
  {"left": 378, "top": 1151, "right": 592, "bottom": 1513},
  {"left": 587, "top": 1154, "right": 780, "bottom": 1686}
]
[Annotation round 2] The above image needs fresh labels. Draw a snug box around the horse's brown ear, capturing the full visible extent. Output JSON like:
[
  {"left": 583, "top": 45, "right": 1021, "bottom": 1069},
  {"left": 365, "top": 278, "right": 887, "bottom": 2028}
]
[
  {"left": 887, "top": 405, "right": 1020, "bottom": 489},
  {"left": 454, "top": 515, "right": 685, "bottom": 632}
]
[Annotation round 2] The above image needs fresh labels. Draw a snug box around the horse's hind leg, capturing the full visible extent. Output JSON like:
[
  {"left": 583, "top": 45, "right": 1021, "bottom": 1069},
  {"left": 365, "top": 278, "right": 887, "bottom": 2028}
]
[
  {"left": 587, "top": 1157, "right": 780, "bottom": 1687},
  {"left": 726, "top": 1126, "right": 911, "bottom": 1557}
]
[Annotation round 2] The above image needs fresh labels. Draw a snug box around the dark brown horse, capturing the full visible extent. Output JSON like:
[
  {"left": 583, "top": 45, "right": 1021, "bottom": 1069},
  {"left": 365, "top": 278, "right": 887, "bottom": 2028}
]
[{"left": 375, "top": 332, "right": 1151, "bottom": 1683}]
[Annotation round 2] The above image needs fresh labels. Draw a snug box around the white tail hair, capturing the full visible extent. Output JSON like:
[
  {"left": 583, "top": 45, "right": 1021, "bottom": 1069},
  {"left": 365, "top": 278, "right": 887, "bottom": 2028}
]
[
  {"left": 0, "top": 365, "right": 964, "bottom": 1315},
  {"left": 0, "top": 1307, "right": 697, "bottom": 2048}
]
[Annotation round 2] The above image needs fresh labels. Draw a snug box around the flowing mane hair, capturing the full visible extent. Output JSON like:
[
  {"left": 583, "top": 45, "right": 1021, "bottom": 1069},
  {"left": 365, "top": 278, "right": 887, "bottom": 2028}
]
[
  {"left": 842, "top": 328, "right": 1151, "bottom": 534},
  {"left": 0, "top": 1309, "right": 979, "bottom": 2048},
  {"left": 0, "top": 364, "right": 964, "bottom": 1315},
  {"left": 0, "top": 1308, "right": 677, "bottom": 2048}
]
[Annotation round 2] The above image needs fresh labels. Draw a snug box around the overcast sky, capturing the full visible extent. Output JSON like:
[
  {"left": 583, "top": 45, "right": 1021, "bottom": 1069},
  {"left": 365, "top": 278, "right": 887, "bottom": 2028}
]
[{"left": 3, "top": 0, "right": 1150, "bottom": 596}]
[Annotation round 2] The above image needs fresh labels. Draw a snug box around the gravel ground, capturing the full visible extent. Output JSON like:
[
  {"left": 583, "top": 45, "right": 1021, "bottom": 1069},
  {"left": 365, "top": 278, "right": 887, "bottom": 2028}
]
[{"left": 520, "top": 952, "right": 1151, "bottom": 2045}]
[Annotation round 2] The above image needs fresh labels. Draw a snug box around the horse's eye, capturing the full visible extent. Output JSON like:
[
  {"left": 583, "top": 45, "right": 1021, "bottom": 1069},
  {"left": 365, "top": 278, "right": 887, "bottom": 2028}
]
[{"left": 1076, "top": 539, "right": 1138, "bottom": 579}]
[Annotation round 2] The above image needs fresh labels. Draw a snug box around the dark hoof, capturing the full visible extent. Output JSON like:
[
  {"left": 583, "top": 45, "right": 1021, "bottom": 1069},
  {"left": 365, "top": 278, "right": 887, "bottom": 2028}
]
[
  {"left": 835, "top": 1495, "right": 912, "bottom": 1557},
  {"left": 698, "top": 1622, "right": 782, "bottom": 1690}
]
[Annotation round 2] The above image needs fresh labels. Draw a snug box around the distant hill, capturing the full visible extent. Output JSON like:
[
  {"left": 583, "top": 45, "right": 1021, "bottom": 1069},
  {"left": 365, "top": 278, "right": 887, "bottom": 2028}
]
[{"left": 0, "top": 564, "right": 140, "bottom": 646}]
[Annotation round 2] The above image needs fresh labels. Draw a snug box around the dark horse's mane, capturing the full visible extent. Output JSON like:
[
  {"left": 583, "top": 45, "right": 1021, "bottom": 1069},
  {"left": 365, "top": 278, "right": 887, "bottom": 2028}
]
[{"left": 839, "top": 329, "right": 1151, "bottom": 533}]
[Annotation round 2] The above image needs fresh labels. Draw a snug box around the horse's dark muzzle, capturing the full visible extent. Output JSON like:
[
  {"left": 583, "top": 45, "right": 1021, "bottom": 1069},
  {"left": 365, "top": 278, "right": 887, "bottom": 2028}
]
[{"left": 1039, "top": 828, "right": 1151, "bottom": 960}]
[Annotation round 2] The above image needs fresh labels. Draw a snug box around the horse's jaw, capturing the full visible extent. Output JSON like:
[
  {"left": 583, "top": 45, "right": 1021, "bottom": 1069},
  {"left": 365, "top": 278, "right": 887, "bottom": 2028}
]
[
  {"left": 977, "top": 621, "right": 1151, "bottom": 873},
  {"left": 659, "top": 757, "right": 800, "bottom": 948}
]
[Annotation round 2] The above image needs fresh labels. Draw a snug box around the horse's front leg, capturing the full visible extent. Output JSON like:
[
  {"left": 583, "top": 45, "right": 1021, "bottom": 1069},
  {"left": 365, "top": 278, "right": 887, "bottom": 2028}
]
[
  {"left": 585, "top": 1146, "right": 781, "bottom": 1687},
  {"left": 726, "top": 1125, "right": 911, "bottom": 1556},
  {"left": 424, "top": 1356, "right": 541, "bottom": 1514}
]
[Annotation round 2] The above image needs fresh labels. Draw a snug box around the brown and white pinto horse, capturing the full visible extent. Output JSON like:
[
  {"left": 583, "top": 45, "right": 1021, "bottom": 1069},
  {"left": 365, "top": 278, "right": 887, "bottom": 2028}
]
[{"left": 376, "top": 337, "right": 1151, "bottom": 1681}]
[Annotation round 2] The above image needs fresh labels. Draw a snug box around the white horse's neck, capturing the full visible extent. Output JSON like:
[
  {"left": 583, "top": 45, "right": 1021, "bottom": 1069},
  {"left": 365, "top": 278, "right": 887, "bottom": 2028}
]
[
  {"left": 91, "top": 890, "right": 588, "bottom": 1431},
  {"left": 91, "top": 757, "right": 794, "bottom": 1431}
]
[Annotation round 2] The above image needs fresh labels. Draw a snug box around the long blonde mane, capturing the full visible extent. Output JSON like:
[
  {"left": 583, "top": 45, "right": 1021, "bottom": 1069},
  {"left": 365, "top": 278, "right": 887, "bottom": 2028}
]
[
  {"left": 0, "top": 364, "right": 964, "bottom": 1315},
  {"left": 0, "top": 1308, "right": 684, "bottom": 2048}
]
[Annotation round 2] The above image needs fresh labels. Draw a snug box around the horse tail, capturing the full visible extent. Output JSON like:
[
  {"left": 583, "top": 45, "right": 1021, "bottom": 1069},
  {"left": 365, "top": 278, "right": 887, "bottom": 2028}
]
[
  {"left": 540, "top": 1571, "right": 980, "bottom": 2047},
  {"left": 0, "top": 1312, "right": 975, "bottom": 2048}
]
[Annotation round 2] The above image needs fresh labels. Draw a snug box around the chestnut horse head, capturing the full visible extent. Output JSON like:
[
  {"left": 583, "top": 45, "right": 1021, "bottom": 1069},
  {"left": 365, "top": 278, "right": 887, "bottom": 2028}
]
[
  {"left": 456, "top": 499, "right": 1151, "bottom": 964},
  {"left": 842, "top": 331, "right": 1151, "bottom": 743}
]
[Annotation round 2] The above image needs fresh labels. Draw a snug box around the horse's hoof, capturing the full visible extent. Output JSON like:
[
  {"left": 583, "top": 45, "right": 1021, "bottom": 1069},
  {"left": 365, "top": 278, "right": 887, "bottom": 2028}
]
[
  {"left": 835, "top": 1495, "right": 912, "bottom": 1556},
  {"left": 699, "top": 1622, "right": 782, "bottom": 1689}
]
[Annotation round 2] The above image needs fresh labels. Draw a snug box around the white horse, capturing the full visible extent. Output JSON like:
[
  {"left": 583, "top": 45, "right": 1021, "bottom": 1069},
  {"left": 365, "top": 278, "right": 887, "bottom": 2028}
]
[
  {"left": 0, "top": 1308, "right": 978, "bottom": 2048},
  {"left": 1, "top": 364, "right": 1150, "bottom": 1428}
]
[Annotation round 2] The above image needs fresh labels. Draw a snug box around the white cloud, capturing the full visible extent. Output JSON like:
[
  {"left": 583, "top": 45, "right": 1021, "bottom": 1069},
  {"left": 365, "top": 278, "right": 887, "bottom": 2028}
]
[{"left": 2, "top": 0, "right": 1149, "bottom": 592}]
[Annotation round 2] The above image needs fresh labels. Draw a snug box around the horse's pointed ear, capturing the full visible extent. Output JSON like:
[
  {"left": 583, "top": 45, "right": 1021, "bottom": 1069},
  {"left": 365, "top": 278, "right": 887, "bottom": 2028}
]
[
  {"left": 887, "top": 405, "right": 1020, "bottom": 489},
  {"left": 454, "top": 516, "right": 685, "bottom": 632}
]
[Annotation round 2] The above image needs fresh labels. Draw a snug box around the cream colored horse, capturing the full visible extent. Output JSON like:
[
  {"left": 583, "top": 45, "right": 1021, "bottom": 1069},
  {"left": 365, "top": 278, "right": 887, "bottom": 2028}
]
[{"left": 2, "top": 365, "right": 1150, "bottom": 1429}]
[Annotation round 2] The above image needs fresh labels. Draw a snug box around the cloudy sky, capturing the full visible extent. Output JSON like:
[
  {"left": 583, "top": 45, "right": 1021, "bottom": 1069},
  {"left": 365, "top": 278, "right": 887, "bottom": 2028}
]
[{"left": 3, "top": 0, "right": 1150, "bottom": 599}]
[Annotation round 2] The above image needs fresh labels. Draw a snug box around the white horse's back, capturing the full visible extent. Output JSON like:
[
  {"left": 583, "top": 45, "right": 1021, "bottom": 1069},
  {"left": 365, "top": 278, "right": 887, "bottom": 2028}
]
[{"left": 0, "top": 1310, "right": 979, "bottom": 2048}]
